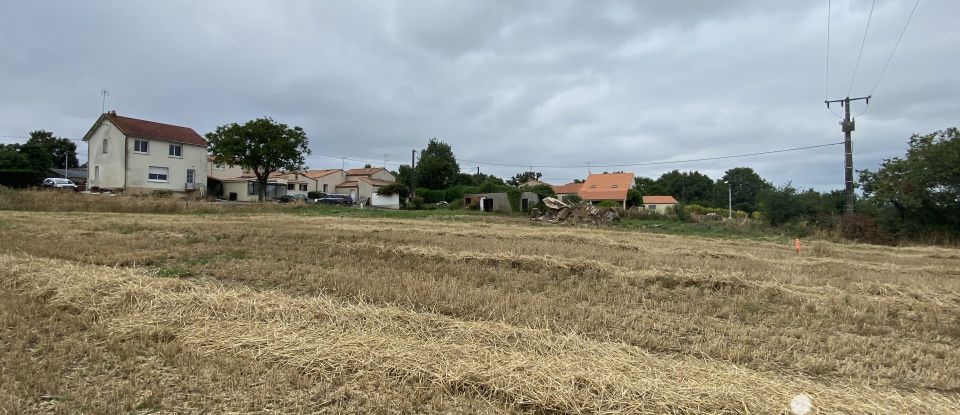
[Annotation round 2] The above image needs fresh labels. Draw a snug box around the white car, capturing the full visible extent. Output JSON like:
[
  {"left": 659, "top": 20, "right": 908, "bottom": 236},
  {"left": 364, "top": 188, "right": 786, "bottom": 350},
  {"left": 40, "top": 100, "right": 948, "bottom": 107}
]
[{"left": 42, "top": 177, "right": 78, "bottom": 190}]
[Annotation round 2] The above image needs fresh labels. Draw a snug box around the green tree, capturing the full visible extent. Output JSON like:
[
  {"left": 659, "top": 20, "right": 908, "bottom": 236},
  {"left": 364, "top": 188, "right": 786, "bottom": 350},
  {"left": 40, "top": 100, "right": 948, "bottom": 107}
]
[
  {"left": 859, "top": 128, "right": 960, "bottom": 235},
  {"left": 415, "top": 138, "right": 459, "bottom": 190},
  {"left": 626, "top": 189, "right": 643, "bottom": 208},
  {"left": 507, "top": 171, "right": 542, "bottom": 187},
  {"left": 715, "top": 167, "right": 772, "bottom": 213},
  {"left": 27, "top": 130, "right": 78, "bottom": 169},
  {"left": 206, "top": 117, "right": 311, "bottom": 202},
  {"left": 633, "top": 176, "right": 658, "bottom": 195},
  {"left": 656, "top": 170, "right": 715, "bottom": 206}
]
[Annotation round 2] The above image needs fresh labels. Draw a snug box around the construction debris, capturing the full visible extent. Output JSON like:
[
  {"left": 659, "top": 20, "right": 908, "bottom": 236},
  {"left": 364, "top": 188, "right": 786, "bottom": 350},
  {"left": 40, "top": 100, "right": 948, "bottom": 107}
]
[{"left": 531, "top": 197, "right": 620, "bottom": 226}]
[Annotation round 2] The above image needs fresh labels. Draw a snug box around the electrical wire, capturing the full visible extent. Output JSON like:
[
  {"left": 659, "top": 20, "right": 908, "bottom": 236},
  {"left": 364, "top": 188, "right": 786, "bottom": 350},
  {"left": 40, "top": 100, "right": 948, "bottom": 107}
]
[
  {"left": 824, "top": 0, "right": 844, "bottom": 118},
  {"left": 458, "top": 142, "right": 844, "bottom": 169},
  {"left": 869, "top": 0, "right": 921, "bottom": 96},
  {"left": 848, "top": 0, "right": 877, "bottom": 97}
]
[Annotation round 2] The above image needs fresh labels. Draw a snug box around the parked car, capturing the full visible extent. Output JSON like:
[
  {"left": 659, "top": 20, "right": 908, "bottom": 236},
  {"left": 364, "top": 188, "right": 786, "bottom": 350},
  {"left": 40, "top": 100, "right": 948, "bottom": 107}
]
[
  {"left": 317, "top": 194, "right": 353, "bottom": 205},
  {"left": 41, "top": 178, "right": 78, "bottom": 190},
  {"left": 277, "top": 194, "right": 309, "bottom": 204}
]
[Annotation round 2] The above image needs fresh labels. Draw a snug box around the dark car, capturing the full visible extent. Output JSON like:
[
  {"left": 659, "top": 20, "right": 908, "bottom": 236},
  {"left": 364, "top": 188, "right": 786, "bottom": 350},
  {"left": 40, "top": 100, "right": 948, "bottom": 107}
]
[
  {"left": 317, "top": 194, "right": 353, "bottom": 205},
  {"left": 277, "top": 194, "right": 309, "bottom": 204}
]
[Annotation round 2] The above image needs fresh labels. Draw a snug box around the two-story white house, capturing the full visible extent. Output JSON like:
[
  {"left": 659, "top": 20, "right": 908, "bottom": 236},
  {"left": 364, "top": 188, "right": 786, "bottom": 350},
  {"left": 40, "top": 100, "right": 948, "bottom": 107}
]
[{"left": 83, "top": 111, "right": 208, "bottom": 198}]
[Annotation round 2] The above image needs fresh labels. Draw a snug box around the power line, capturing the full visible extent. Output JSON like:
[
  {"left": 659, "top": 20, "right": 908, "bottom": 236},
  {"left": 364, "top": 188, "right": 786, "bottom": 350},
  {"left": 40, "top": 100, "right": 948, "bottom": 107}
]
[
  {"left": 869, "top": 0, "right": 921, "bottom": 96},
  {"left": 459, "top": 142, "right": 844, "bottom": 169},
  {"left": 848, "top": 0, "right": 877, "bottom": 97},
  {"left": 825, "top": 0, "right": 843, "bottom": 118}
]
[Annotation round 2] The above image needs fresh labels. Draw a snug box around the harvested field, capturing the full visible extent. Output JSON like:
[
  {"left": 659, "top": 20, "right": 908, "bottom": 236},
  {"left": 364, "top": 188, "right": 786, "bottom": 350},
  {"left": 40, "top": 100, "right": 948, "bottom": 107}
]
[{"left": 1, "top": 210, "right": 959, "bottom": 413}]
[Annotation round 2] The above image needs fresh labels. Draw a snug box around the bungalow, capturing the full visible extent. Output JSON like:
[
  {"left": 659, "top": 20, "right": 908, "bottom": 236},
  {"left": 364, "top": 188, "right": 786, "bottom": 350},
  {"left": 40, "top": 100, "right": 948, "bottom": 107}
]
[
  {"left": 303, "top": 169, "right": 346, "bottom": 194},
  {"left": 642, "top": 195, "right": 679, "bottom": 214},
  {"left": 83, "top": 111, "right": 208, "bottom": 198},
  {"left": 552, "top": 182, "right": 584, "bottom": 202},
  {"left": 336, "top": 167, "right": 397, "bottom": 205},
  {"left": 578, "top": 172, "right": 635, "bottom": 208}
]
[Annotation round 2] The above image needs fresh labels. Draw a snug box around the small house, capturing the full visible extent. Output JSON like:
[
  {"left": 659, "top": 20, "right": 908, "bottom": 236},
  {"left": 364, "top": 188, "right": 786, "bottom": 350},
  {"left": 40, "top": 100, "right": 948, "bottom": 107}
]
[{"left": 642, "top": 195, "right": 678, "bottom": 214}]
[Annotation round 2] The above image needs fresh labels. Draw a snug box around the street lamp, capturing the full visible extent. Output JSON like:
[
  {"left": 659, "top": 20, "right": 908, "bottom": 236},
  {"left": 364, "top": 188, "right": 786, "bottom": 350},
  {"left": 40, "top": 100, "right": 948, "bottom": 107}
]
[{"left": 721, "top": 179, "right": 732, "bottom": 220}]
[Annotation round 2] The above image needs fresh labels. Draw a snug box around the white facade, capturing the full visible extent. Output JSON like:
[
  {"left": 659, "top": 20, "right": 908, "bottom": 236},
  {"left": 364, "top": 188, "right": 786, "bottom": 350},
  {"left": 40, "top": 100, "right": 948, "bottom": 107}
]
[
  {"left": 85, "top": 118, "right": 208, "bottom": 197},
  {"left": 370, "top": 193, "right": 400, "bottom": 209}
]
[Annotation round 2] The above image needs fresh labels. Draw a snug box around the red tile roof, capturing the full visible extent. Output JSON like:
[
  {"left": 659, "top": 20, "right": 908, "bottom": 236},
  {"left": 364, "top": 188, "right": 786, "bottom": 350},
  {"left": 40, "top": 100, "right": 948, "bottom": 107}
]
[
  {"left": 578, "top": 173, "right": 634, "bottom": 201},
  {"left": 642, "top": 195, "right": 678, "bottom": 204},
  {"left": 335, "top": 181, "right": 358, "bottom": 188},
  {"left": 346, "top": 167, "right": 386, "bottom": 176},
  {"left": 358, "top": 177, "right": 394, "bottom": 186},
  {"left": 102, "top": 112, "right": 207, "bottom": 147},
  {"left": 552, "top": 182, "right": 583, "bottom": 194},
  {"left": 303, "top": 169, "right": 343, "bottom": 179}
]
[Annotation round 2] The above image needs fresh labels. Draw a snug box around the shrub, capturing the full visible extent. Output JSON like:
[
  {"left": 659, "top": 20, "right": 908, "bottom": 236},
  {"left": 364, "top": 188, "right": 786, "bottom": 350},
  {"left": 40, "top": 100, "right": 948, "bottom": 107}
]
[
  {"left": 377, "top": 183, "right": 409, "bottom": 199},
  {"left": 597, "top": 201, "right": 619, "bottom": 208},
  {"left": 0, "top": 170, "right": 44, "bottom": 189},
  {"left": 448, "top": 198, "right": 464, "bottom": 210},
  {"left": 674, "top": 203, "right": 692, "bottom": 222},
  {"left": 841, "top": 213, "right": 895, "bottom": 246},
  {"left": 151, "top": 190, "right": 174, "bottom": 198},
  {"left": 411, "top": 196, "right": 425, "bottom": 209}
]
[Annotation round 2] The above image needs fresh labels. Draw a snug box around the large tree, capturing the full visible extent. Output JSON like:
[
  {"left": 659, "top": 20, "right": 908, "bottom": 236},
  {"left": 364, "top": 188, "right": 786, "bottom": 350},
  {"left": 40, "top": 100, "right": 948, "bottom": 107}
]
[
  {"left": 656, "top": 170, "right": 715, "bottom": 206},
  {"left": 415, "top": 138, "right": 459, "bottom": 190},
  {"left": 28, "top": 130, "right": 78, "bottom": 169},
  {"left": 715, "top": 167, "right": 772, "bottom": 213},
  {"left": 206, "top": 117, "right": 311, "bottom": 202},
  {"left": 0, "top": 130, "right": 77, "bottom": 173},
  {"left": 859, "top": 128, "right": 960, "bottom": 235}
]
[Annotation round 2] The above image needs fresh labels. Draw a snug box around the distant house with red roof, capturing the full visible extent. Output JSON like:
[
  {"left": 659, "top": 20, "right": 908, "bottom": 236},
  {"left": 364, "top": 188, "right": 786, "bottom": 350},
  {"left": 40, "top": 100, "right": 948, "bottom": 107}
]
[
  {"left": 334, "top": 167, "right": 397, "bottom": 207},
  {"left": 551, "top": 182, "right": 584, "bottom": 202},
  {"left": 577, "top": 172, "right": 635, "bottom": 208},
  {"left": 83, "top": 111, "right": 207, "bottom": 198},
  {"left": 642, "top": 195, "right": 678, "bottom": 214}
]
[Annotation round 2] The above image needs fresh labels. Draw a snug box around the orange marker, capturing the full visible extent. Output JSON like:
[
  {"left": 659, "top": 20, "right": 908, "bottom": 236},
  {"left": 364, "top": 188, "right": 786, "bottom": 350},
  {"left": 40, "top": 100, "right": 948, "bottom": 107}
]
[{"left": 793, "top": 238, "right": 802, "bottom": 254}]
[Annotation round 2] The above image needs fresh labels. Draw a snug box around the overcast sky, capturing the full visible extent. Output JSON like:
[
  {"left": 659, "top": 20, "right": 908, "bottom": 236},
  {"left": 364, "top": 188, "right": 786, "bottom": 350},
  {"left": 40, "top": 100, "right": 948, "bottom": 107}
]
[{"left": 1, "top": 1, "right": 956, "bottom": 189}]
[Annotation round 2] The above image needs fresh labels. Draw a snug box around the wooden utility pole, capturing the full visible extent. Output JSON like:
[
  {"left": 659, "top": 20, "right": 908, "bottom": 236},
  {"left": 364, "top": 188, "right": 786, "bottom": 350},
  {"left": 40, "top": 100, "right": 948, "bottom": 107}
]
[
  {"left": 825, "top": 95, "right": 870, "bottom": 215},
  {"left": 410, "top": 149, "right": 417, "bottom": 200}
]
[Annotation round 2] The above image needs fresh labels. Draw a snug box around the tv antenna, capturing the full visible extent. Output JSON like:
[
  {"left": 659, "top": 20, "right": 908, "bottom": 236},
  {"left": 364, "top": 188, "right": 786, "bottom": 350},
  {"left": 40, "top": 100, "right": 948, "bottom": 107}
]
[{"left": 100, "top": 89, "right": 110, "bottom": 113}]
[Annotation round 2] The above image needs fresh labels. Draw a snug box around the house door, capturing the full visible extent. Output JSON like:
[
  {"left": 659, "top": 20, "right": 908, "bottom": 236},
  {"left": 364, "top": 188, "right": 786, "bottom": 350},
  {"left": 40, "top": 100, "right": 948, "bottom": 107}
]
[
  {"left": 521, "top": 198, "right": 529, "bottom": 212},
  {"left": 482, "top": 198, "right": 493, "bottom": 212},
  {"left": 349, "top": 189, "right": 357, "bottom": 200}
]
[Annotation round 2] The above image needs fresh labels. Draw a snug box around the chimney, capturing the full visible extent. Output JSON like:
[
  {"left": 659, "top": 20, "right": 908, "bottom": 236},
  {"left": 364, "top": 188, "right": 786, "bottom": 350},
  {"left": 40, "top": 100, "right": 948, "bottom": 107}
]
[{"left": 108, "top": 110, "right": 116, "bottom": 116}]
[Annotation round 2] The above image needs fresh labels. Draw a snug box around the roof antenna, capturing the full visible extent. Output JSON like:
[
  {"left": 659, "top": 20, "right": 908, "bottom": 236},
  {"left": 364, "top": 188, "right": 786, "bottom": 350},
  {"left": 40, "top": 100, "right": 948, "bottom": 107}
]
[{"left": 100, "top": 89, "right": 110, "bottom": 113}]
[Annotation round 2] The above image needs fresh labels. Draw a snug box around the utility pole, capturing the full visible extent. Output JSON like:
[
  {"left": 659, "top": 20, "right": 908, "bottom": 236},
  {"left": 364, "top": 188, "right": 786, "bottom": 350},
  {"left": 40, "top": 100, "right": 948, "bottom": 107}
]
[
  {"left": 825, "top": 95, "right": 870, "bottom": 215},
  {"left": 410, "top": 149, "right": 417, "bottom": 200},
  {"left": 727, "top": 185, "right": 732, "bottom": 220}
]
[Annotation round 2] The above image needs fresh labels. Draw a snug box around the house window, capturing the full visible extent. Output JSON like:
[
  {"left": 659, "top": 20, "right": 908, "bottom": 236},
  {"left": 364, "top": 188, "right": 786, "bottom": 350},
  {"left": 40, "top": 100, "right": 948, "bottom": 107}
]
[
  {"left": 148, "top": 166, "right": 169, "bottom": 182},
  {"left": 134, "top": 139, "right": 149, "bottom": 153},
  {"left": 102, "top": 139, "right": 108, "bottom": 153},
  {"left": 186, "top": 169, "right": 195, "bottom": 184},
  {"left": 299, "top": 183, "right": 307, "bottom": 191},
  {"left": 168, "top": 144, "right": 182, "bottom": 157},
  {"left": 248, "top": 182, "right": 256, "bottom": 195},
  {"left": 648, "top": 205, "right": 657, "bottom": 210},
  {"left": 322, "top": 184, "right": 328, "bottom": 192},
  {"left": 94, "top": 166, "right": 100, "bottom": 182},
  {"left": 287, "top": 183, "right": 295, "bottom": 191}
]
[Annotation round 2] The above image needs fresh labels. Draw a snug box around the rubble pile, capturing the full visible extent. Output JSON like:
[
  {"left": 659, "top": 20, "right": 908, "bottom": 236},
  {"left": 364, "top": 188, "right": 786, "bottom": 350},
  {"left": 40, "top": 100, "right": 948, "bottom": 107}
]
[{"left": 530, "top": 197, "right": 620, "bottom": 226}]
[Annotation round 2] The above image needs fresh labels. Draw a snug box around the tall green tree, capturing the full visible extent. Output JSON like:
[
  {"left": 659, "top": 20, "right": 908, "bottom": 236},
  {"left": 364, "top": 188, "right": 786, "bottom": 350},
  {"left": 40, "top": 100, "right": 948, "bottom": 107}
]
[
  {"left": 415, "top": 138, "right": 459, "bottom": 190},
  {"left": 633, "top": 176, "right": 658, "bottom": 195},
  {"left": 656, "top": 170, "right": 715, "bottom": 206},
  {"left": 859, "top": 128, "right": 960, "bottom": 235},
  {"left": 206, "top": 117, "right": 311, "bottom": 202},
  {"left": 27, "top": 130, "right": 78, "bottom": 169},
  {"left": 715, "top": 167, "right": 772, "bottom": 213}
]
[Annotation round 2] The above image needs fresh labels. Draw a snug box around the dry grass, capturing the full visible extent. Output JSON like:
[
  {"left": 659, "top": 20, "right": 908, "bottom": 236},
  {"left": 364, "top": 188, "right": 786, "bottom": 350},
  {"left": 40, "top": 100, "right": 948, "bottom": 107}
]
[{"left": 2, "top": 209, "right": 960, "bottom": 413}]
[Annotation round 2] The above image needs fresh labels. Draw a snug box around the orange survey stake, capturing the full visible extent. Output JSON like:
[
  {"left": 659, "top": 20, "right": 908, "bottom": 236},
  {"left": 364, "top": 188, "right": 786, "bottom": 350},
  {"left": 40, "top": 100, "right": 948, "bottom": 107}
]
[{"left": 794, "top": 238, "right": 802, "bottom": 254}]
